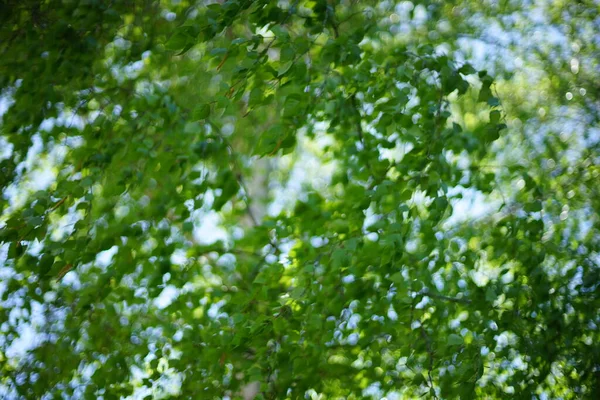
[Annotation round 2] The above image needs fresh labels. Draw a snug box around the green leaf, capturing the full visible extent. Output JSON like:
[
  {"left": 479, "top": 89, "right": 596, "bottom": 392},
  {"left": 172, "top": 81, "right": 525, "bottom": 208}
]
[
  {"left": 485, "top": 287, "right": 497, "bottom": 303},
  {"left": 525, "top": 200, "right": 542, "bottom": 212},
  {"left": 487, "top": 97, "right": 500, "bottom": 106},
  {"left": 389, "top": 272, "right": 404, "bottom": 285},
  {"left": 254, "top": 125, "right": 283, "bottom": 156},
  {"left": 193, "top": 104, "right": 211, "bottom": 120},
  {"left": 184, "top": 121, "right": 202, "bottom": 135},
  {"left": 165, "top": 27, "right": 195, "bottom": 53},
  {"left": 210, "top": 47, "right": 228, "bottom": 56},
  {"left": 459, "top": 64, "right": 476, "bottom": 75},
  {"left": 278, "top": 61, "right": 293, "bottom": 77},
  {"left": 448, "top": 334, "right": 464, "bottom": 346},
  {"left": 490, "top": 110, "right": 501, "bottom": 124}
]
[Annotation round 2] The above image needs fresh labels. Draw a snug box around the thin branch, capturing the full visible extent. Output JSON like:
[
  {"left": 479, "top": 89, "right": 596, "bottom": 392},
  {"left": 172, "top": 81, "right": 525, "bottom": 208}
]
[
  {"left": 349, "top": 93, "right": 376, "bottom": 179},
  {"left": 326, "top": 3, "right": 340, "bottom": 38},
  {"left": 56, "top": 263, "right": 74, "bottom": 281},
  {"left": 49, "top": 196, "right": 68, "bottom": 212},
  {"left": 213, "top": 128, "right": 282, "bottom": 281},
  {"left": 420, "top": 326, "right": 439, "bottom": 400},
  {"left": 236, "top": 171, "right": 260, "bottom": 227},
  {"left": 249, "top": 252, "right": 269, "bottom": 281}
]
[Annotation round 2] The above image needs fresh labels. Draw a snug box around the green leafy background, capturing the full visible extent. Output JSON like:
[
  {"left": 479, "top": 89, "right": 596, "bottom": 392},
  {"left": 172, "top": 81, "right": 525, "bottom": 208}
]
[{"left": 0, "top": 0, "right": 598, "bottom": 399}]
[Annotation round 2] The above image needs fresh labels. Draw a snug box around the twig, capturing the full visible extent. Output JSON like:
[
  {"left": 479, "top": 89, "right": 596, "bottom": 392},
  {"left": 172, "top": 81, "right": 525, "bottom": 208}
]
[
  {"left": 326, "top": 3, "right": 340, "bottom": 38},
  {"left": 215, "top": 129, "right": 282, "bottom": 255},
  {"left": 49, "top": 196, "right": 68, "bottom": 211},
  {"left": 349, "top": 93, "right": 376, "bottom": 178},
  {"left": 420, "top": 326, "right": 438, "bottom": 399},
  {"left": 216, "top": 52, "right": 229, "bottom": 71},
  {"left": 56, "top": 263, "right": 74, "bottom": 281}
]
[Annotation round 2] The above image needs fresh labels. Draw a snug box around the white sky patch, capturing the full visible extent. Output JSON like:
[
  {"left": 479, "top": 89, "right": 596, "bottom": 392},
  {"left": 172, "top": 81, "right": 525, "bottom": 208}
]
[
  {"left": 362, "top": 382, "right": 383, "bottom": 399},
  {"left": 126, "top": 364, "right": 183, "bottom": 400},
  {"left": 28, "top": 165, "right": 56, "bottom": 191},
  {"left": 445, "top": 186, "right": 501, "bottom": 226},
  {"left": 25, "top": 239, "right": 44, "bottom": 257},
  {"left": 268, "top": 132, "right": 336, "bottom": 217},
  {"left": 50, "top": 205, "right": 84, "bottom": 242},
  {"left": 347, "top": 314, "right": 361, "bottom": 329},
  {"left": 4, "top": 301, "right": 46, "bottom": 362},
  {"left": 379, "top": 140, "right": 414, "bottom": 163},
  {"left": 207, "top": 299, "right": 227, "bottom": 319},
  {"left": 154, "top": 285, "right": 179, "bottom": 310},
  {"left": 415, "top": 296, "right": 429, "bottom": 309},
  {"left": 362, "top": 205, "right": 384, "bottom": 233},
  {"left": 60, "top": 270, "right": 82, "bottom": 289},
  {"left": 0, "top": 135, "right": 13, "bottom": 161},
  {"left": 170, "top": 249, "right": 187, "bottom": 266},
  {"left": 387, "top": 305, "right": 398, "bottom": 321},
  {"left": 96, "top": 246, "right": 119, "bottom": 269},
  {"left": 346, "top": 332, "right": 359, "bottom": 345},
  {"left": 2, "top": 133, "right": 54, "bottom": 211},
  {"left": 4, "top": 324, "right": 40, "bottom": 360},
  {"left": 0, "top": 95, "right": 14, "bottom": 117},
  {"left": 193, "top": 211, "right": 227, "bottom": 245}
]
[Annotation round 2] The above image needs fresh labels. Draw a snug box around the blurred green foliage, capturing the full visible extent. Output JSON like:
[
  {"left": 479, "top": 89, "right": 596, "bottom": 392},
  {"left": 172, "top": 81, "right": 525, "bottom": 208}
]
[{"left": 0, "top": 0, "right": 598, "bottom": 399}]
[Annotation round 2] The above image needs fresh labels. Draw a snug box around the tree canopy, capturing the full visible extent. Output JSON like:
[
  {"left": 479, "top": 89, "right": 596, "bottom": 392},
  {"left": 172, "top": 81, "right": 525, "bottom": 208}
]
[{"left": 1, "top": 0, "right": 599, "bottom": 399}]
